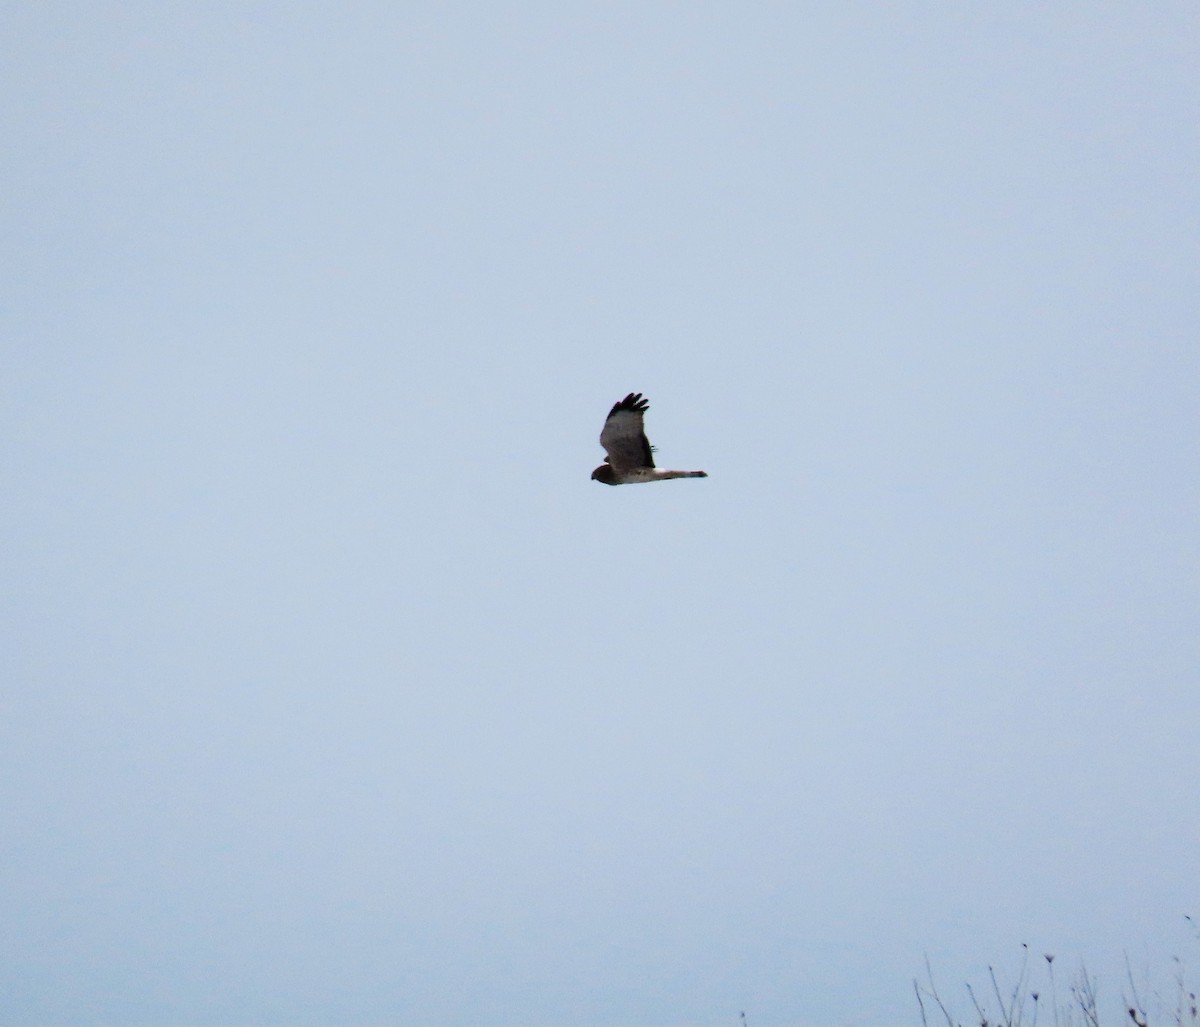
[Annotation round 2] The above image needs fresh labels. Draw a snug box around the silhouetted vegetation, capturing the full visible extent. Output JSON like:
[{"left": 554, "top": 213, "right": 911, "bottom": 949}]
[{"left": 916, "top": 920, "right": 1199, "bottom": 1027}]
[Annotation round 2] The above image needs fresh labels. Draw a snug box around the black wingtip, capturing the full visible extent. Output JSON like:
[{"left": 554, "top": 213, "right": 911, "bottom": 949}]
[{"left": 608, "top": 392, "right": 650, "bottom": 417}]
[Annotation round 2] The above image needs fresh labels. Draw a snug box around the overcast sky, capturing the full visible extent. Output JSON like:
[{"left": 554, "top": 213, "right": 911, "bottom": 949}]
[{"left": 3, "top": 5, "right": 1198, "bottom": 1027}]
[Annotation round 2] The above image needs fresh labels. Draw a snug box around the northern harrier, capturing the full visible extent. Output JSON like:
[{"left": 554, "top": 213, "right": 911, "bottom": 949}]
[{"left": 591, "top": 393, "right": 708, "bottom": 486}]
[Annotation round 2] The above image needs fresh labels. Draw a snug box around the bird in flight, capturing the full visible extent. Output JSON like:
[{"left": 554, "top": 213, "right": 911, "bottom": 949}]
[{"left": 591, "top": 393, "right": 708, "bottom": 486}]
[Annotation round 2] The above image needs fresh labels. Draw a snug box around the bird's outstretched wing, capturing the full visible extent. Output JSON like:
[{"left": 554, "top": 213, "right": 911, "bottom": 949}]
[{"left": 599, "top": 392, "right": 655, "bottom": 471}]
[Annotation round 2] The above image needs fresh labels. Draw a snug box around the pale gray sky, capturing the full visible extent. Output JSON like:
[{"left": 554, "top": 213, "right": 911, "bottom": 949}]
[{"left": 3, "top": 5, "right": 1198, "bottom": 1027}]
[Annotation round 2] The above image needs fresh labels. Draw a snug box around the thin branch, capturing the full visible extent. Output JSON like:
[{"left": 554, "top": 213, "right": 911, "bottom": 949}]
[
  {"left": 967, "top": 982, "right": 989, "bottom": 1027},
  {"left": 991, "top": 965, "right": 1013, "bottom": 1027},
  {"left": 923, "top": 955, "right": 959, "bottom": 1027},
  {"left": 1071, "top": 964, "right": 1100, "bottom": 1027},
  {"left": 1127, "top": 951, "right": 1150, "bottom": 1027},
  {"left": 916, "top": 979, "right": 931, "bottom": 1027},
  {"left": 1046, "top": 956, "right": 1060, "bottom": 1027},
  {"left": 1011, "top": 947, "right": 1031, "bottom": 1027}
]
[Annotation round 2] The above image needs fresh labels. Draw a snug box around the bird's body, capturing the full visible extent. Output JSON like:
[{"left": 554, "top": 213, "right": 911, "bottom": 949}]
[{"left": 591, "top": 393, "right": 708, "bottom": 486}]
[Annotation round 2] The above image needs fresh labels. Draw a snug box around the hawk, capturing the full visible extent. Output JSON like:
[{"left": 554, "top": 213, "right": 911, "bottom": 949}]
[{"left": 591, "top": 392, "right": 709, "bottom": 486}]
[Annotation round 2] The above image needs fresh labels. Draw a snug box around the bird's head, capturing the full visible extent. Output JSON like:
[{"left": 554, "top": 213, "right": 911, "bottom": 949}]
[{"left": 591, "top": 464, "right": 617, "bottom": 485}]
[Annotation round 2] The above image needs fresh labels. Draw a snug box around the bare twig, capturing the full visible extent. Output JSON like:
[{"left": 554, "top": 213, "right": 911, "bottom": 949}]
[
  {"left": 1046, "top": 955, "right": 1060, "bottom": 1027},
  {"left": 991, "top": 966, "right": 1011, "bottom": 1026},
  {"left": 967, "top": 982, "right": 990, "bottom": 1027},
  {"left": 1071, "top": 963, "right": 1100, "bottom": 1027},
  {"left": 916, "top": 979, "right": 932, "bottom": 1027},
  {"left": 1126, "top": 951, "right": 1150, "bottom": 1027},
  {"left": 921, "top": 954, "right": 959, "bottom": 1027},
  {"left": 1013, "top": 946, "right": 1032, "bottom": 1027},
  {"left": 924, "top": 938, "right": 1196, "bottom": 1027}
]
